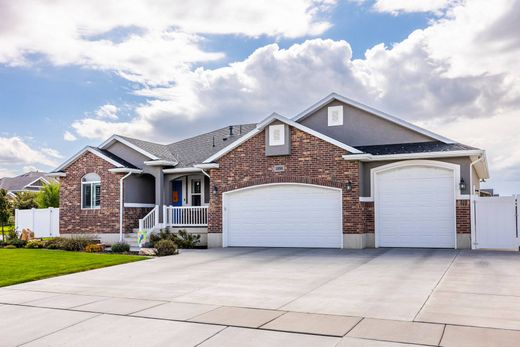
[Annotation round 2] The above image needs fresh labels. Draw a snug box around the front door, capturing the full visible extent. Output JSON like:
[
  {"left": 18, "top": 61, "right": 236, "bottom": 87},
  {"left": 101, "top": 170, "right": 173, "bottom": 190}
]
[{"left": 171, "top": 180, "right": 183, "bottom": 206}]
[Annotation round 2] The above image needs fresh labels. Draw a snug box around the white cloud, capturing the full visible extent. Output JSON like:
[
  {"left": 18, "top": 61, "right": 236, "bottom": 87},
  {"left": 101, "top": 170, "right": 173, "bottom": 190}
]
[
  {"left": 63, "top": 131, "right": 77, "bottom": 141},
  {"left": 95, "top": 104, "right": 119, "bottom": 119},
  {"left": 0, "top": 137, "right": 60, "bottom": 168},
  {"left": 68, "top": 0, "right": 520, "bottom": 194},
  {"left": 0, "top": 167, "right": 17, "bottom": 178},
  {"left": 22, "top": 165, "right": 40, "bottom": 173},
  {"left": 0, "top": 0, "right": 334, "bottom": 85},
  {"left": 373, "top": 0, "right": 457, "bottom": 15}
]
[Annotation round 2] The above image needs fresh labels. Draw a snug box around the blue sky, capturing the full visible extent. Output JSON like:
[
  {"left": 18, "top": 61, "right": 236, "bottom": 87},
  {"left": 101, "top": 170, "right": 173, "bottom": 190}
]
[{"left": 0, "top": 0, "right": 519, "bottom": 194}]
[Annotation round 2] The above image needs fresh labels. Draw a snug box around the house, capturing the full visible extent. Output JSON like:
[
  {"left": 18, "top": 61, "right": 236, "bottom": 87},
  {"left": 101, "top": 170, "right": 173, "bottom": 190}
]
[
  {"left": 0, "top": 172, "right": 55, "bottom": 199},
  {"left": 49, "top": 93, "right": 489, "bottom": 249}
]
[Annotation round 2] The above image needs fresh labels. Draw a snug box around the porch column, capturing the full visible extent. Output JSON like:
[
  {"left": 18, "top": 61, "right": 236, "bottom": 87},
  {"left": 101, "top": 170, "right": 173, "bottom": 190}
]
[{"left": 154, "top": 168, "right": 165, "bottom": 221}]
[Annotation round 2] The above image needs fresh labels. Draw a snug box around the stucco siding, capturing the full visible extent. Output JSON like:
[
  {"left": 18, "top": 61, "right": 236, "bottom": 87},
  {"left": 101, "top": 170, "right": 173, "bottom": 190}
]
[
  {"left": 105, "top": 141, "right": 149, "bottom": 169},
  {"left": 300, "top": 99, "right": 434, "bottom": 146},
  {"left": 124, "top": 174, "right": 155, "bottom": 203}
]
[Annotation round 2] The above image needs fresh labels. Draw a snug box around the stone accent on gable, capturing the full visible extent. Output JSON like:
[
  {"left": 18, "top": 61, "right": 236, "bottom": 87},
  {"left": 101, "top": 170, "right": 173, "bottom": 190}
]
[
  {"left": 208, "top": 126, "right": 363, "bottom": 235},
  {"left": 60, "top": 151, "right": 122, "bottom": 235},
  {"left": 456, "top": 199, "right": 471, "bottom": 234}
]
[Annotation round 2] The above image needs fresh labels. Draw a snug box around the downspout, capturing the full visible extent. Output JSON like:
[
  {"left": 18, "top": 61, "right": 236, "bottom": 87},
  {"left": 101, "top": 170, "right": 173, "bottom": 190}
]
[
  {"left": 469, "top": 155, "right": 485, "bottom": 249},
  {"left": 119, "top": 172, "right": 133, "bottom": 242}
]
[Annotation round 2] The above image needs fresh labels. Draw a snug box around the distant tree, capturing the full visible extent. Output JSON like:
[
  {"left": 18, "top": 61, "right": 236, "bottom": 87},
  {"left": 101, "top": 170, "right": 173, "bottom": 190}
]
[
  {"left": 14, "top": 191, "right": 38, "bottom": 210},
  {"left": 35, "top": 182, "right": 60, "bottom": 208},
  {"left": 0, "top": 189, "right": 11, "bottom": 241}
]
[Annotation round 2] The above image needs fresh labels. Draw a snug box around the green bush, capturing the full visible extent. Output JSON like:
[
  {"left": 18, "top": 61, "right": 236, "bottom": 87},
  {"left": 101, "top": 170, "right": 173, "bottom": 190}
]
[
  {"left": 149, "top": 228, "right": 200, "bottom": 249},
  {"left": 4, "top": 245, "right": 16, "bottom": 249},
  {"left": 25, "top": 240, "right": 44, "bottom": 249},
  {"left": 42, "top": 238, "right": 62, "bottom": 249},
  {"left": 155, "top": 239, "right": 177, "bottom": 256},
  {"left": 111, "top": 242, "right": 130, "bottom": 253},
  {"left": 173, "top": 229, "right": 201, "bottom": 249},
  {"left": 6, "top": 238, "right": 26, "bottom": 248},
  {"left": 59, "top": 236, "right": 95, "bottom": 252},
  {"left": 6, "top": 229, "right": 18, "bottom": 241}
]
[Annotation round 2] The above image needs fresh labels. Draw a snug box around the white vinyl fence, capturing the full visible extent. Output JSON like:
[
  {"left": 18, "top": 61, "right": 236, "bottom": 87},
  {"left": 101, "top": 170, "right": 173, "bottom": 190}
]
[
  {"left": 15, "top": 208, "right": 60, "bottom": 238},
  {"left": 473, "top": 196, "right": 519, "bottom": 250}
]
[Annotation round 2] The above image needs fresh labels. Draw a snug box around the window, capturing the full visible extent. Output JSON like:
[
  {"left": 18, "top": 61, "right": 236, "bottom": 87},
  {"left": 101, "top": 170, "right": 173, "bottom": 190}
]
[
  {"left": 328, "top": 106, "right": 343, "bottom": 126},
  {"left": 191, "top": 178, "right": 202, "bottom": 206},
  {"left": 81, "top": 173, "right": 101, "bottom": 209},
  {"left": 269, "top": 124, "right": 285, "bottom": 146}
]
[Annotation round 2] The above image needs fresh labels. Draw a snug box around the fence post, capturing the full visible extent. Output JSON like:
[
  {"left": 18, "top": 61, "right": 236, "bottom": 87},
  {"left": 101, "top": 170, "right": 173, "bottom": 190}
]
[
  {"left": 15, "top": 209, "right": 19, "bottom": 232},
  {"left": 31, "top": 208, "right": 35, "bottom": 234},
  {"left": 162, "top": 205, "right": 167, "bottom": 227},
  {"left": 49, "top": 207, "right": 53, "bottom": 237}
]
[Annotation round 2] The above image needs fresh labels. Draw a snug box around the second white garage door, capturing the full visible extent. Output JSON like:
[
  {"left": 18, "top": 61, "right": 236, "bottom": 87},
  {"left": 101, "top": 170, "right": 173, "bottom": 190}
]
[
  {"left": 375, "top": 164, "right": 456, "bottom": 248},
  {"left": 223, "top": 184, "right": 342, "bottom": 248}
]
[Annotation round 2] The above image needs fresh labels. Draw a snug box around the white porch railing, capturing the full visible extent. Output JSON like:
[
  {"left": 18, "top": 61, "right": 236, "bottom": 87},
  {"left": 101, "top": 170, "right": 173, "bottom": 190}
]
[
  {"left": 164, "top": 206, "right": 208, "bottom": 227},
  {"left": 138, "top": 205, "right": 160, "bottom": 232}
]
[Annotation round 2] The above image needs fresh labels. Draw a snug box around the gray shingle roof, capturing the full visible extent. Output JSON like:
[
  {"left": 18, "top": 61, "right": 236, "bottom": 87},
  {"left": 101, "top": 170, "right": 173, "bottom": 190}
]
[
  {"left": 353, "top": 142, "right": 478, "bottom": 156},
  {"left": 167, "top": 124, "right": 256, "bottom": 168},
  {"left": 111, "top": 124, "right": 256, "bottom": 168},
  {"left": 0, "top": 172, "right": 52, "bottom": 192},
  {"left": 117, "top": 135, "right": 178, "bottom": 161},
  {"left": 92, "top": 147, "right": 140, "bottom": 169}
]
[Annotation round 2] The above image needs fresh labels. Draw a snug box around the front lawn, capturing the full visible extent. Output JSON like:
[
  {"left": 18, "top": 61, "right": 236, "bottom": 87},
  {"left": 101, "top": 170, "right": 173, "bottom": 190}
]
[{"left": 0, "top": 248, "right": 146, "bottom": 287}]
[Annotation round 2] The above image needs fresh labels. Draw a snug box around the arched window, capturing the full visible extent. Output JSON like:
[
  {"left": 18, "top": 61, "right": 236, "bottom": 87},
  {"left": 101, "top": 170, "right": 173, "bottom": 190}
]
[{"left": 81, "top": 173, "right": 101, "bottom": 209}]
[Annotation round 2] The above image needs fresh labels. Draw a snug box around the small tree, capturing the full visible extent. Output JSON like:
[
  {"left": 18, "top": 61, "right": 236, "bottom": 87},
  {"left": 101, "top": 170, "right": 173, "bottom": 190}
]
[
  {"left": 35, "top": 182, "right": 60, "bottom": 208},
  {"left": 14, "top": 191, "right": 38, "bottom": 210},
  {"left": 0, "top": 189, "right": 11, "bottom": 241}
]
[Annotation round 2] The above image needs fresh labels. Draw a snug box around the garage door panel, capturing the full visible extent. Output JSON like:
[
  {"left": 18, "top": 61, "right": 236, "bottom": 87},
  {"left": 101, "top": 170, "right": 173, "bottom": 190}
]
[
  {"left": 376, "top": 165, "right": 456, "bottom": 248},
  {"left": 225, "top": 184, "right": 342, "bottom": 248}
]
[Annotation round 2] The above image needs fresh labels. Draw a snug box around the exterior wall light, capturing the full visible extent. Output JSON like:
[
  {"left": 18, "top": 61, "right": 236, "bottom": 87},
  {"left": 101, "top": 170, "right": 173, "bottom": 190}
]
[
  {"left": 459, "top": 178, "right": 466, "bottom": 191},
  {"left": 213, "top": 185, "right": 219, "bottom": 195},
  {"left": 345, "top": 180, "right": 353, "bottom": 191}
]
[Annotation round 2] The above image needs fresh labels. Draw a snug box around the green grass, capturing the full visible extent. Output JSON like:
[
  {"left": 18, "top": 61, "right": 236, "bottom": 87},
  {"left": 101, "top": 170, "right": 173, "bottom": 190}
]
[{"left": 0, "top": 248, "right": 146, "bottom": 287}]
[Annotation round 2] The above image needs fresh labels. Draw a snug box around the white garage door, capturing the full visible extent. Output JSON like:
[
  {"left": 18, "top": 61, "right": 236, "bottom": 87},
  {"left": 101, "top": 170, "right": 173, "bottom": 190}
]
[
  {"left": 224, "top": 184, "right": 342, "bottom": 248},
  {"left": 375, "top": 165, "right": 456, "bottom": 248}
]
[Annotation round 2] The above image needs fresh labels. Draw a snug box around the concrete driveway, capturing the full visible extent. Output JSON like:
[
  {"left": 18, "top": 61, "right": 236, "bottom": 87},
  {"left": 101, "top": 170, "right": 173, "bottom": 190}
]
[{"left": 2, "top": 248, "right": 520, "bottom": 346}]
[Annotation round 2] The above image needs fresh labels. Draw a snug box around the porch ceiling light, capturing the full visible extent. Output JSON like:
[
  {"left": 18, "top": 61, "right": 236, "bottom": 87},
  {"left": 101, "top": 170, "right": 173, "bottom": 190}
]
[
  {"left": 459, "top": 178, "right": 466, "bottom": 191},
  {"left": 345, "top": 180, "right": 353, "bottom": 191}
]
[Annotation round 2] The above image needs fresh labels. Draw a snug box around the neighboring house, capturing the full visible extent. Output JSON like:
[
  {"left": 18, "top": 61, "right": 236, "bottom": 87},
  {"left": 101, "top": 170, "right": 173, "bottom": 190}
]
[
  {"left": 49, "top": 93, "right": 489, "bottom": 249},
  {"left": 0, "top": 172, "right": 54, "bottom": 199}
]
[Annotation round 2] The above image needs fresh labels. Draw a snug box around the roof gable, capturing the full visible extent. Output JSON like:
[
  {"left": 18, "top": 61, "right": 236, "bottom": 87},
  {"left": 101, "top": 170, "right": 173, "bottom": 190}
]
[
  {"left": 52, "top": 147, "right": 135, "bottom": 172},
  {"left": 292, "top": 93, "right": 455, "bottom": 144},
  {"left": 203, "top": 113, "right": 362, "bottom": 163}
]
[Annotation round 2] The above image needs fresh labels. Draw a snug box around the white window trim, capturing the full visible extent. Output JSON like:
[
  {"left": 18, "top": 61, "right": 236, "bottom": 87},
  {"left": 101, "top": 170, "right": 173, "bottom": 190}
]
[
  {"left": 269, "top": 124, "right": 285, "bottom": 146},
  {"left": 81, "top": 180, "right": 101, "bottom": 210},
  {"left": 187, "top": 175, "right": 209, "bottom": 207},
  {"left": 328, "top": 105, "right": 343, "bottom": 126}
]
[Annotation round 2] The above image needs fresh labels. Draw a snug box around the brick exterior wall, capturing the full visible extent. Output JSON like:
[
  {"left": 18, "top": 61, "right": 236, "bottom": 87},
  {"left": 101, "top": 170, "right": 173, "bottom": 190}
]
[
  {"left": 361, "top": 201, "right": 375, "bottom": 233},
  {"left": 123, "top": 207, "right": 153, "bottom": 233},
  {"left": 456, "top": 199, "right": 471, "bottom": 234},
  {"left": 60, "top": 151, "right": 123, "bottom": 234},
  {"left": 208, "top": 126, "right": 362, "bottom": 235}
]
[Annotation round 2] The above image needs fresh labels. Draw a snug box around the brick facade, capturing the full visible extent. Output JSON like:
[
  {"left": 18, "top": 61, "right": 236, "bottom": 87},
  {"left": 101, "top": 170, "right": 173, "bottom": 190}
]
[
  {"left": 60, "top": 151, "right": 122, "bottom": 234},
  {"left": 208, "top": 126, "right": 363, "bottom": 235},
  {"left": 456, "top": 199, "right": 471, "bottom": 234},
  {"left": 361, "top": 202, "right": 375, "bottom": 233},
  {"left": 123, "top": 207, "right": 153, "bottom": 233}
]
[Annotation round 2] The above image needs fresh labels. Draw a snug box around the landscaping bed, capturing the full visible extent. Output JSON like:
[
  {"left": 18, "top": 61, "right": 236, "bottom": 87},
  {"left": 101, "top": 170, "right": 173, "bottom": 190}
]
[{"left": 0, "top": 248, "right": 145, "bottom": 287}]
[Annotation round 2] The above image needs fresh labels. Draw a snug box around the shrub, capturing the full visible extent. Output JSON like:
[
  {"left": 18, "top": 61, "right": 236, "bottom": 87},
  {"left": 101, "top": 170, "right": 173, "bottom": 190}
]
[
  {"left": 59, "top": 236, "right": 95, "bottom": 251},
  {"left": 4, "top": 245, "right": 16, "bottom": 249},
  {"left": 6, "top": 229, "right": 18, "bottom": 241},
  {"left": 149, "top": 228, "right": 175, "bottom": 246},
  {"left": 25, "top": 240, "right": 44, "bottom": 249},
  {"left": 42, "top": 238, "right": 62, "bottom": 249},
  {"left": 85, "top": 243, "right": 105, "bottom": 253},
  {"left": 111, "top": 242, "right": 130, "bottom": 253},
  {"left": 173, "top": 229, "right": 201, "bottom": 249},
  {"left": 155, "top": 239, "right": 177, "bottom": 256},
  {"left": 6, "top": 238, "right": 26, "bottom": 248}
]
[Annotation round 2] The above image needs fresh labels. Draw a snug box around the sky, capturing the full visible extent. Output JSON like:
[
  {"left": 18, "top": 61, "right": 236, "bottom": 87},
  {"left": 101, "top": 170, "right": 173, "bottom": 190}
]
[{"left": 0, "top": 0, "right": 519, "bottom": 194}]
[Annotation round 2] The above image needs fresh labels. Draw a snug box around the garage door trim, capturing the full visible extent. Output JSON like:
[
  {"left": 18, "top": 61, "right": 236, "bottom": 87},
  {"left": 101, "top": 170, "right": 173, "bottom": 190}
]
[
  {"left": 372, "top": 160, "right": 460, "bottom": 249},
  {"left": 222, "top": 183, "right": 343, "bottom": 248}
]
